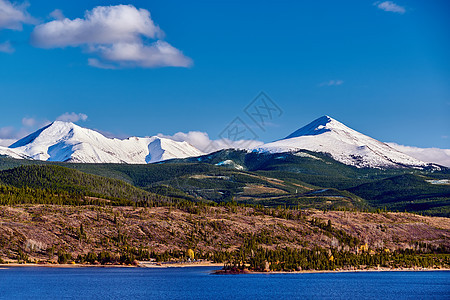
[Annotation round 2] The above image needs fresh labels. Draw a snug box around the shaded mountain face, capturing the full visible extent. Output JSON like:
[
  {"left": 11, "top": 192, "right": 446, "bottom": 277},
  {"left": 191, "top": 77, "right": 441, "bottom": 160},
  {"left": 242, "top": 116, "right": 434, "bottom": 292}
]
[
  {"left": 255, "top": 116, "right": 428, "bottom": 169},
  {"left": 2, "top": 121, "right": 204, "bottom": 164}
]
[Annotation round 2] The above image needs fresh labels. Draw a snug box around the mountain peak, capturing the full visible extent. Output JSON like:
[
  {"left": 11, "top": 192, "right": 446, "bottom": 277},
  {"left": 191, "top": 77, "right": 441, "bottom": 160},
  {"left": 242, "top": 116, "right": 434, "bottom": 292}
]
[
  {"left": 10, "top": 121, "right": 80, "bottom": 149},
  {"left": 9, "top": 123, "right": 52, "bottom": 148},
  {"left": 284, "top": 115, "right": 342, "bottom": 139},
  {"left": 51, "top": 120, "right": 76, "bottom": 126}
]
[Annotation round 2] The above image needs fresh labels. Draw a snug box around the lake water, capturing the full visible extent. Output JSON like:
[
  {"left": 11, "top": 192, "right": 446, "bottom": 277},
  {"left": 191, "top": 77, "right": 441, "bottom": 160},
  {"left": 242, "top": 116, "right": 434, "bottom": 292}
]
[{"left": 0, "top": 267, "right": 449, "bottom": 299}]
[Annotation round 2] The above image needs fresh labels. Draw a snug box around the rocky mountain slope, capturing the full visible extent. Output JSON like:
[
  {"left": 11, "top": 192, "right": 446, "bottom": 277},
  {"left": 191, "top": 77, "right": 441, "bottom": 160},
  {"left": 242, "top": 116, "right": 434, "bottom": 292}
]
[{"left": 0, "top": 205, "right": 448, "bottom": 263}]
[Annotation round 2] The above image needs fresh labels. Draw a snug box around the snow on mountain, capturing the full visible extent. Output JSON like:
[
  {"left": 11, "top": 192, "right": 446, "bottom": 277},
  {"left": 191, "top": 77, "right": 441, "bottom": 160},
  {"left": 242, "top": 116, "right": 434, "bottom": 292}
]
[
  {"left": 1, "top": 117, "right": 444, "bottom": 169},
  {"left": 255, "top": 116, "right": 429, "bottom": 168},
  {"left": 5, "top": 121, "right": 204, "bottom": 164}
]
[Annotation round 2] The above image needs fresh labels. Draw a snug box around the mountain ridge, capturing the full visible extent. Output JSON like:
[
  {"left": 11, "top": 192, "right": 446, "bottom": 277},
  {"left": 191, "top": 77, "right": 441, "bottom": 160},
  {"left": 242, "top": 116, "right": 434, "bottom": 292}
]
[
  {"left": 0, "top": 116, "right": 446, "bottom": 168},
  {"left": 1, "top": 121, "right": 204, "bottom": 164}
]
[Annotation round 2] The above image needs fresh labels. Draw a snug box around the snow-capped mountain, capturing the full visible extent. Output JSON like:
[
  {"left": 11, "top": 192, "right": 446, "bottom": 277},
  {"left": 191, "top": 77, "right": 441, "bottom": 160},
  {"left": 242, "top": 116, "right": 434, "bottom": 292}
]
[
  {"left": 255, "top": 116, "right": 429, "bottom": 168},
  {"left": 1, "top": 121, "right": 204, "bottom": 164}
]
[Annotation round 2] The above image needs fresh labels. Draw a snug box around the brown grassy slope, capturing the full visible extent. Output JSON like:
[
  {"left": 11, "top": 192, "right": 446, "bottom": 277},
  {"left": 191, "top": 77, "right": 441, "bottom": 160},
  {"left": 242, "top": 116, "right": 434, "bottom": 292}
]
[{"left": 0, "top": 205, "right": 448, "bottom": 262}]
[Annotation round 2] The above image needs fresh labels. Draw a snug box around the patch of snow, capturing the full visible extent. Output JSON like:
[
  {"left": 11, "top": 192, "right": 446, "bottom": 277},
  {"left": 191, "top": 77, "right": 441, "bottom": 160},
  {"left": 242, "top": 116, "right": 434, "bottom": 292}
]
[
  {"left": 426, "top": 179, "right": 450, "bottom": 185},
  {"left": 293, "top": 151, "right": 323, "bottom": 161},
  {"left": 215, "top": 160, "right": 244, "bottom": 170}
]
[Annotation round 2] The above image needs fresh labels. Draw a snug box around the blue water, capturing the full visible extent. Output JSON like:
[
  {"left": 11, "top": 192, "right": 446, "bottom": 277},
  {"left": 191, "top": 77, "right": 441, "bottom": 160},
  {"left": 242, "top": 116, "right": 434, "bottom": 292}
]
[{"left": 0, "top": 267, "right": 449, "bottom": 299}]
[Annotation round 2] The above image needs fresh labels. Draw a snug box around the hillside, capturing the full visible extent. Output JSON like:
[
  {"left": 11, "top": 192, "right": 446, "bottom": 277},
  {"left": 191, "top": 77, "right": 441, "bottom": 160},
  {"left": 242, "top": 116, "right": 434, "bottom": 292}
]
[
  {"left": 348, "top": 174, "right": 450, "bottom": 217},
  {"left": 1, "top": 153, "right": 449, "bottom": 216},
  {"left": 0, "top": 205, "right": 449, "bottom": 266},
  {"left": 0, "top": 165, "right": 173, "bottom": 206}
]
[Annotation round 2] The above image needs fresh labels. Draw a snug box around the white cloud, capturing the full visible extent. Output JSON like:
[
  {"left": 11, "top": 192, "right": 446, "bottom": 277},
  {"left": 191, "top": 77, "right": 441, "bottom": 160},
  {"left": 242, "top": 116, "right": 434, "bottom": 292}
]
[
  {"left": 96, "top": 40, "right": 192, "bottom": 68},
  {"left": 374, "top": 1, "right": 406, "bottom": 14},
  {"left": 0, "top": 138, "right": 16, "bottom": 147},
  {"left": 87, "top": 58, "right": 117, "bottom": 69},
  {"left": 0, "top": 125, "right": 31, "bottom": 145},
  {"left": 0, "top": 41, "right": 13, "bottom": 53},
  {"left": 22, "top": 117, "right": 36, "bottom": 127},
  {"left": 49, "top": 9, "right": 64, "bottom": 20},
  {"left": 56, "top": 112, "right": 88, "bottom": 123},
  {"left": 0, "top": 116, "right": 50, "bottom": 144},
  {"left": 0, "top": 0, "right": 35, "bottom": 53},
  {"left": 319, "top": 80, "right": 344, "bottom": 87},
  {"left": 31, "top": 4, "right": 192, "bottom": 68},
  {"left": 32, "top": 5, "right": 162, "bottom": 47},
  {"left": 387, "top": 143, "right": 450, "bottom": 167},
  {"left": 0, "top": 126, "right": 15, "bottom": 139},
  {"left": 0, "top": 0, "right": 34, "bottom": 30},
  {"left": 158, "top": 131, "right": 263, "bottom": 153}
]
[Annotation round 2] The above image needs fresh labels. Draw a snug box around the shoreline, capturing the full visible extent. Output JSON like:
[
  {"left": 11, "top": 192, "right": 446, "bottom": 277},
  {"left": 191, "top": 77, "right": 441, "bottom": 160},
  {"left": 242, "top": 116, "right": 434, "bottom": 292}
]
[
  {"left": 244, "top": 267, "right": 450, "bottom": 275},
  {"left": 0, "top": 261, "right": 224, "bottom": 269},
  {"left": 1, "top": 262, "right": 448, "bottom": 274}
]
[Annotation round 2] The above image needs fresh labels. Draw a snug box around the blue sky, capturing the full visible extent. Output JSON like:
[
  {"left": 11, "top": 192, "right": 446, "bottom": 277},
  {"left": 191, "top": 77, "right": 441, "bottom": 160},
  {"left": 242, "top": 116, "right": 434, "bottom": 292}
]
[{"left": 0, "top": 0, "right": 449, "bottom": 148}]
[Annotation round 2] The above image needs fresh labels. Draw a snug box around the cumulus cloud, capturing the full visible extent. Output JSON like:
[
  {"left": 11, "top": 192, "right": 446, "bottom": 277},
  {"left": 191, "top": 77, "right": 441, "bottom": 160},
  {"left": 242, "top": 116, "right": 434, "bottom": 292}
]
[
  {"left": 56, "top": 112, "right": 88, "bottom": 123},
  {"left": 0, "top": 0, "right": 35, "bottom": 53},
  {"left": 95, "top": 40, "right": 192, "bottom": 68},
  {"left": 0, "top": 41, "right": 13, "bottom": 53},
  {"left": 0, "top": 117, "right": 50, "bottom": 146},
  {"left": 0, "top": 0, "right": 34, "bottom": 30},
  {"left": 387, "top": 143, "right": 450, "bottom": 167},
  {"left": 49, "top": 9, "right": 64, "bottom": 20},
  {"left": 0, "top": 126, "right": 15, "bottom": 139},
  {"left": 31, "top": 4, "right": 192, "bottom": 68},
  {"left": 87, "top": 58, "right": 117, "bottom": 69},
  {"left": 319, "top": 80, "right": 344, "bottom": 87},
  {"left": 158, "top": 131, "right": 263, "bottom": 153},
  {"left": 22, "top": 117, "right": 36, "bottom": 127},
  {"left": 374, "top": 1, "right": 406, "bottom": 14}
]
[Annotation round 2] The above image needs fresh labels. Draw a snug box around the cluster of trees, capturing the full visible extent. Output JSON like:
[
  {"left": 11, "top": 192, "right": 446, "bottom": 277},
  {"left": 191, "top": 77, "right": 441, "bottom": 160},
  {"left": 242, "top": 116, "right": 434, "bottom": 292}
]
[
  {"left": 211, "top": 234, "right": 450, "bottom": 272},
  {"left": 56, "top": 247, "right": 205, "bottom": 265},
  {"left": 65, "top": 238, "right": 447, "bottom": 271},
  {"left": 70, "top": 250, "right": 137, "bottom": 265},
  {"left": 217, "top": 245, "right": 450, "bottom": 272},
  {"left": 0, "top": 185, "right": 82, "bottom": 206}
]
